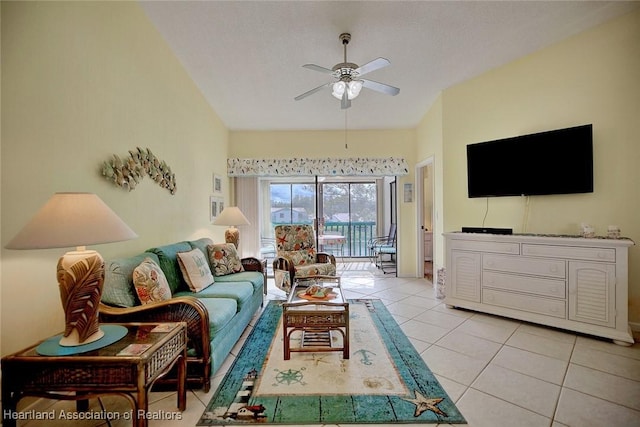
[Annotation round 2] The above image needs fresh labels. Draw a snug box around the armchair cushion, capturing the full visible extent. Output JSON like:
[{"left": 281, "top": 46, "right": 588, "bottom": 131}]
[
  {"left": 177, "top": 248, "right": 215, "bottom": 292},
  {"left": 280, "top": 248, "right": 316, "bottom": 266},
  {"left": 207, "top": 243, "right": 244, "bottom": 276},
  {"left": 294, "top": 263, "right": 336, "bottom": 278},
  {"left": 133, "top": 257, "right": 172, "bottom": 305}
]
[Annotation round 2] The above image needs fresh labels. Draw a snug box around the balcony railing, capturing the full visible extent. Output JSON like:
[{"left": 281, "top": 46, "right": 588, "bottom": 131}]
[{"left": 272, "top": 221, "right": 377, "bottom": 258}]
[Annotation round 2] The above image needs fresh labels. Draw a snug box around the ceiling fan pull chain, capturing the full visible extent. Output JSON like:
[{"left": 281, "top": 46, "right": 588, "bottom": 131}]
[{"left": 344, "top": 110, "right": 348, "bottom": 149}]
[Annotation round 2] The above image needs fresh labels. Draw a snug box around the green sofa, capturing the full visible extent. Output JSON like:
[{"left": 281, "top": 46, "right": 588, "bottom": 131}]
[{"left": 98, "top": 237, "right": 265, "bottom": 392}]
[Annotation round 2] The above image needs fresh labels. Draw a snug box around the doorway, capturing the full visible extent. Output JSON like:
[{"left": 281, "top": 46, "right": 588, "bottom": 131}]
[{"left": 416, "top": 159, "right": 434, "bottom": 280}]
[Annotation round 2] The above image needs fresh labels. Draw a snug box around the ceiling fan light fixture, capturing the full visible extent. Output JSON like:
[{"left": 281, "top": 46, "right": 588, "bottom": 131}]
[
  {"left": 347, "top": 80, "right": 363, "bottom": 100},
  {"left": 332, "top": 81, "right": 346, "bottom": 100}
]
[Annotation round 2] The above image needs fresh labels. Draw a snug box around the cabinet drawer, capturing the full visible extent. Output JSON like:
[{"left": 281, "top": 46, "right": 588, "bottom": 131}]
[
  {"left": 483, "top": 289, "right": 566, "bottom": 318},
  {"left": 450, "top": 240, "right": 519, "bottom": 254},
  {"left": 483, "top": 254, "right": 565, "bottom": 278},
  {"left": 483, "top": 271, "right": 566, "bottom": 298},
  {"left": 522, "top": 244, "right": 615, "bottom": 262}
]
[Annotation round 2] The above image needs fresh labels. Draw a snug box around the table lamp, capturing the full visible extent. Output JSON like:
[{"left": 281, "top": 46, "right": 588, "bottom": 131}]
[
  {"left": 214, "top": 206, "right": 250, "bottom": 249},
  {"left": 6, "top": 192, "right": 138, "bottom": 347}
]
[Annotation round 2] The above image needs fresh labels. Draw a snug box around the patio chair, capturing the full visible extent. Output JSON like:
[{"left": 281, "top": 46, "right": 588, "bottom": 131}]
[
  {"left": 368, "top": 224, "right": 397, "bottom": 273},
  {"left": 273, "top": 224, "right": 336, "bottom": 289}
]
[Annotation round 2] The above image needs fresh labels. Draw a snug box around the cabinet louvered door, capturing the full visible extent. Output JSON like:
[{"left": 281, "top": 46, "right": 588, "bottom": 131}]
[
  {"left": 450, "top": 251, "right": 481, "bottom": 302},
  {"left": 569, "top": 262, "right": 616, "bottom": 327}
]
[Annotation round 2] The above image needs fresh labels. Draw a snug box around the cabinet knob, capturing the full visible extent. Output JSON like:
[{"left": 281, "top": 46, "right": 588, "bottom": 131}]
[
  {"left": 550, "top": 307, "right": 558, "bottom": 313},
  {"left": 550, "top": 265, "right": 558, "bottom": 273},
  {"left": 485, "top": 294, "right": 494, "bottom": 301}
]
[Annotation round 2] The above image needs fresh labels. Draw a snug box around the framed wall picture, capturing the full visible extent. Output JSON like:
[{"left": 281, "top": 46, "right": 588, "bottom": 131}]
[
  {"left": 210, "top": 196, "right": 218, "bottom": 222},
  {"left": 403, "top": 183, "right": 413, "bottom": 203},
  {"left": 213, "top": 174, "right": 223, "bottom": 193},
  {"left": 210, "top": 196, "right": 225, "bottom": 222}
]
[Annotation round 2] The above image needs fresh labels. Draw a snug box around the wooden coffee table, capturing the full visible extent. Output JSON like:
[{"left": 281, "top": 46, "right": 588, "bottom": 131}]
[
  {"left": 282, "top": 276, "right": 349, "bottom": 360},
  {"left": 1, "top": 322, "right": 187, "bottom": 427}
]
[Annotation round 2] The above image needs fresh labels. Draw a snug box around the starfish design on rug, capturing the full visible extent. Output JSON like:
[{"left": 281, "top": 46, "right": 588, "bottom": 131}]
[
  {"left": 304, "top": 354, "right": 330, "bottom": 366},
  {"left": 403, "top": 390, "right": 448, "bottom": 417}
]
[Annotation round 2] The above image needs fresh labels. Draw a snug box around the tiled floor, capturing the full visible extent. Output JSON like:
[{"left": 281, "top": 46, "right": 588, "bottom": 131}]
[{"left": 16, "top": 263, "right": 640, "bottom": 427}]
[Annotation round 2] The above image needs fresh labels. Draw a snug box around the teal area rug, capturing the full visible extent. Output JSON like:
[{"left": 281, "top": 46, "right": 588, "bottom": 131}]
[{"left": 198, "top": 299, "right": 466, "bottom": 425}]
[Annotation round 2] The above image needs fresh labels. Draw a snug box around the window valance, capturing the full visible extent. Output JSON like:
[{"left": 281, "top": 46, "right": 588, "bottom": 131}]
[{"left": 227, "top": 157, "right": 409, "bottom": 177}]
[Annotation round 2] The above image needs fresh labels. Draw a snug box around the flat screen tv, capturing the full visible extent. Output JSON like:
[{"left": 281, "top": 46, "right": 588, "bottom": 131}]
[{"left": 466, "top": 124, "right": 593, "bottom": 198}]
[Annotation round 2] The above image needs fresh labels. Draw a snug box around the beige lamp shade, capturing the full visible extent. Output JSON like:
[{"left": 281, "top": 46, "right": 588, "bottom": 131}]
[
  {"left": 6, "top": 192, "right": 138, "bottom": 250},
  {"left": 6, "top": 192, "right": 137, "bottom": 349},
  {"left": 213, "top": 206, "right": 250, "bottom": 249}
]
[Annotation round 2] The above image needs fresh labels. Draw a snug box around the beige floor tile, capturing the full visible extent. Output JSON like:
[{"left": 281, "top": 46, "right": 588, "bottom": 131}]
[
  {"left": 506, "top": 329, "right": 575, "bottom": 361},
  {"left": 516, "top": 323, "right": 577, "bottom": 344},
  {"left": 563, "top": 363, "right": 640, "bottom": 411},
  {"left": 472, "top": 364, "right": 561, "bottom": 417},
  {"left": 492, "top": 346, "right": 568, "bottom": 385},
  {"left": 422, "top": 345, "right": 488, "bottom": 385},
  {"left": 434, "top": 374, "right": 469, "bottom": 403},
  {"left": 407, "top": 336, "right": 431, "bottom": 354},
  {"left": 455, "top": 317, "right": 518, "bottom": 344},
  {"left": 385, "top": 299, "right": 430, "bottom": 319},
  {"left": 413, "top": 310, "right": 467, "bottom": 330},
  {"left": 457, "top": 388, "right": 551, "bottom": 427},
  {"left": 555, "top": 388, "right": 640, "bottom": 427},
  {"left": 397, "top": 293, "right": 442, "bottom": 310},
  {"left": 570, "top": 345, "right": 640, "bottom": 381},
  {"left": 431, "top": 304, "right": 475, "bottom": 319},
  {"left": 575, "top": 335, "right": 640, "bottom": 360},
  {"left": 434, "top": 330, "right": 502, "bottom": 363},
  {"left": 400, "top": 319, "right": 451, "bottom": 343}
]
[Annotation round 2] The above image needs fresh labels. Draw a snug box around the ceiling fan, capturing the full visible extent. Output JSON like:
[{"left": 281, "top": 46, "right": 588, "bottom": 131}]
[{"left": 294, "top": 33, "right": 400, "bottom": 109}]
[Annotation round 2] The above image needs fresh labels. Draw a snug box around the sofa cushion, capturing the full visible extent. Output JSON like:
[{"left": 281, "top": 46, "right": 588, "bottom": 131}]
[
  {"left": 132, "top": 257, "right": 172, "bottom": 305},
  {"left": 174, "top": 281, "right": 254, "bottom": 312},
  {"left": 189, "top": 238, "right": 214, "bottom": 260},
  {"left": 207, "top": 243, "right": 244, "bottom": 276},
  {"left": 102, "top": 252, "right": 159, "bottom": 307},
  {"left": 177, "top": 248, "right": 214, "bottom": 292},
  {"left": 214, "top": 271, "right": 264, "bottom": 294},
  {"left": 147, "top": 241, "right": 193, "bottom": 293},
  {"left": 195, "top": 297, "right": 237, "bottom": 336}
]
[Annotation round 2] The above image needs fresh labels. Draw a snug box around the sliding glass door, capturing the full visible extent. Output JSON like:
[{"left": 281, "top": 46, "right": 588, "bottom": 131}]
[
  {"left": 320, "top": 182, "right": 376, "bottom": 257},
  {"left": 262, "top": 178, "right": 379, "bottom": 257}
]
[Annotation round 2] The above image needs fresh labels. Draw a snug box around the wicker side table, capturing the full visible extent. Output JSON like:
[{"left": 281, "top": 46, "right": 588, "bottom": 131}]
[{"left": 1, "top": 322, "right": 187, "bottom": 427}]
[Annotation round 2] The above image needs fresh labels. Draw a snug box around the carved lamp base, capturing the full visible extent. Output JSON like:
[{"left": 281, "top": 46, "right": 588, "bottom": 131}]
[
  {"left": 56, "top": 249, "right": 106, "bottom": 347},
  {"left": 225, "top": 226, "right": 240, "bottom": 249}
]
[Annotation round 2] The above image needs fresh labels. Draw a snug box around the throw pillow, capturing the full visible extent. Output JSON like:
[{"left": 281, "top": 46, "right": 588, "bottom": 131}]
[
  {"left": 177, "top": 248, "right": 215, "bottom": 292},
  {"left": 207, "top": 243, "right": 245, "bottom": 276},
  {"left": 132, "top": 257, "right": 172, "bottom": 305}
]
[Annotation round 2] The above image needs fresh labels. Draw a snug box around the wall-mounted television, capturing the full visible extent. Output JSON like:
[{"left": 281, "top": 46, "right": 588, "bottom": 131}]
[{"left": 466, "top": 124, "right": 593, "bottom": 198}]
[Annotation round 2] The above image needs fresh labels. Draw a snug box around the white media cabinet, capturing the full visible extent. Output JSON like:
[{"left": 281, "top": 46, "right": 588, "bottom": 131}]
[{"left": 444, "top": 232, "right": 635, "bottom": 345}]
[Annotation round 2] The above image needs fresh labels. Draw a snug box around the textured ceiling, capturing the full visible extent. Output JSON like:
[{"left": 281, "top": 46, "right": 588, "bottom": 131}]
[{"left": 140, "top": 1, "right": 637, "bottom": 131}]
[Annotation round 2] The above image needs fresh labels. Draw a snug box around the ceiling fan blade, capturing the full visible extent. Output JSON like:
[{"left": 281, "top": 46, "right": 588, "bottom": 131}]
[
  {"left": 361, "top": 78, "right": 400, "bottom": 96},
  {"left": 354, "top": 57, "right": 391, "bottom": 77},
  {"left": 302, "top": 64, "right": 336, "bottom": 75},
  {"left": 341, "top": 90, "right": 351, "bottom": 109},
  {"left": 294, "top": 82, "right": 331, "bottom": 101}
]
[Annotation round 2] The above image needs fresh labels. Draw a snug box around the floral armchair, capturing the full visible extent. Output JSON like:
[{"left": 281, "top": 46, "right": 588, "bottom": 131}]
[{"left": 273, "top": 224, "right": 336, "bottom": 290}]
